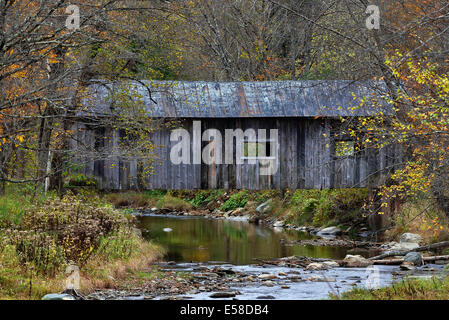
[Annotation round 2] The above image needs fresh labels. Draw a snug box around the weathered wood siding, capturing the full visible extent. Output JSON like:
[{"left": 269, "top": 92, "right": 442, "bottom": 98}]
[{"left": 71, "top": 118, "right": 399, "bottom": 190}]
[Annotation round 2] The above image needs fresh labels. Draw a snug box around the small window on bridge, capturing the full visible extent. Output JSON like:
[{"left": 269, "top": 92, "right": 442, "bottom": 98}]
[{"left": 243, "top": 142, "right": 272, "bottom": 158}]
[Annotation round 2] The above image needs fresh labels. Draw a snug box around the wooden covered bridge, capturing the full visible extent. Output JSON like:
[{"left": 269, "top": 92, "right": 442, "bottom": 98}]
[{"left": 71, "top": 80, "right": 399, "bottom": 190}]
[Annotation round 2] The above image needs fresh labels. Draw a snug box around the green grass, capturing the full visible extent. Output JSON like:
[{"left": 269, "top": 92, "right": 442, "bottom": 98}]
[
  {"left": 156, "top": 194, "right": 193, "bottom": 211},
  {"left": 332, "top": 275, "right": 449, "bottom": 300},
  {"left": 0, "top": 185, "right": 163, "bottom": 299}
]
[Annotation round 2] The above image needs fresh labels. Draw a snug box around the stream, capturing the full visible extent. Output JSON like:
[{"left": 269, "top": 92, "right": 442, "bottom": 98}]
[{"left": 128, "top": 214, "right": 443, "bottom": 300}]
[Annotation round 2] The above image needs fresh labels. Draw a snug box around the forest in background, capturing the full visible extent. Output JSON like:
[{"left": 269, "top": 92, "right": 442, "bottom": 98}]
[
  {"left": 0, "top": 0, "right": 448, "bottom": 300},
  {"left": 0, "top": 1, "right": 448, "bottom": 239}
]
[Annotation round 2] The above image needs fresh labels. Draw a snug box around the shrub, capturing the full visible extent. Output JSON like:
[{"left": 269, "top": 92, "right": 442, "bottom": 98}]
[
  {"left": 221, "top": 191, "right": 249, "bottom": 211},
  {"left": 96, "top": 229, "right": 141, "bottom": 261},
  {"left": 286, "top": 188, "right": 369, "bottom": 227},
  {"left": 65, "top": 174, "right": 97, "bottom": 187},
  {"left": 190, "top": 190, "right": 224, "bottom": 207},
  {"left": 3, "top": 193, "right": 134, "bottom": 274}
]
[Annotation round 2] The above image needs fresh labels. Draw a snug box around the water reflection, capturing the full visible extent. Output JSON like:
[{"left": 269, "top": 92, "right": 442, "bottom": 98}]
[{"left": 138, "top": 215, "right": 349, "bottom": 265}]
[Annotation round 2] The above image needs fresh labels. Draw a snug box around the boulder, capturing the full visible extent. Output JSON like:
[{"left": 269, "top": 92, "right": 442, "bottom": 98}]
[
  {"left": 258, "top": 273, "right": 277, "bottom": 280},
  {"left": 42, "top": 293, "right": 76, "bottom": 300},
  {"left": 206, "top": 201, "right": 217, "bottom": 211},
  {"left": 306, "top": 275, "right": 336, "bottom": 282},
  {"left": 273, "top": 220, "right": 284, "bottom": 228},
  {"left": 262, "top": 280, "right": 275, "bottom": 287},
  {"left": 248, "top": 215, "right": 260, "bottom": 224},
  {"left": 403, "top": 252, "right": 424, "bottom": 266},
  {"left": 224, "top": 210, "right": 233, "bottom": 218},
  {"left": 400, "top": 262, "right": 416, "bottom": 271},
  {"left": 256, "top": 199, "right": 273, "bottom": 214},
  {"left": 231, "top": 207, "right": 246, "bottom": 216},
  {"left": 342, "top": 254, "right": 373, "bottom": 267},
  {"left": 322, "top": 261, "right": 340, "bottom": 268},
  {"left": 210, "top": 292, "right": 236, "bottom": 298},
  {"left": 387, "top": 241, "right": 420, "bottom": 251},
  {"left": 245, "top": 201, "right": 258, "bottom": 209},
  {"left": 305, "top": 263, "right": 326, "bottom": 271},
  {"left": 317, "top": 226, "right": 342, "bottom": 237},
  {"left": 400, "top": 233, "right": 422, "bottom": 244}
]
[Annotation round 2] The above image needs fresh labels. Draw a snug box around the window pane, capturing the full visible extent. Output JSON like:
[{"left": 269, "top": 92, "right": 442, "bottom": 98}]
[{"left": 243, "top": 142, "right": 267, "bottom": 157}]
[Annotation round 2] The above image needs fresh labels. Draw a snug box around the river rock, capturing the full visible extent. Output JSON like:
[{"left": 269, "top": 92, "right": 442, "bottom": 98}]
[
  {"left": 245, "top": 201, "right": 258, "bottom": 209},
  {"left": 206, "top": 201, "right": 216, "bottom": 211},
  {"left": 421, "top": 265, "right": 438, "bottom": 272},
  {"left": 42, "top": 293, "right": 76, "bottom": 300},
  {"left": 384, "top": 233, "right": 422, "bottom": 251},
  {"left": 342, "top": 254, "right": 373, "bottom": 267},
  {"left": 305, "top": 262, "right": 327, "bottom": 271},
  {"left": 403, "top": 252, "right": 424, "bottom": 266},
  {"left": 256, "top": 199, "right": 273, "bottom": 214},
  {"left": 258, "top": 273, "right": 277, "bottom": 280},
  {"left": 210, "top": 292, "right": 236, "bottom": 298},
  {"left": 386, "top": 241, "right": 420, "bottom": 251},
  {"left": 400, "top": 262, "right": 416, "bottom": 271},
  {"left": 224, "top": 210, "right": 233, "bottom": 218},
  {"left": 322, "top": 261, "right": 340, "bottom": 268},
  {"left": 400, "top": 233, "right": 422, "bottom": 244},
  {"left": 231, "top": 208, "right": 246, "bottom": 216},
  {"left": 262, "top": 280, "right": 275, "bottom": 287},
  {"left": 273, "top": 220, "right": 284, "bottom": 227},
  {"left": 306, "top": 275, "right": 336, "bottom": 282},
  {"left": 317, "top": 226, "right": 342, "bottom": 237}
]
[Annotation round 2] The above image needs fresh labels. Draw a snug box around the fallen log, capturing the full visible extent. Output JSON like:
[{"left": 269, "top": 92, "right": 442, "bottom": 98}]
[
  {"left": 369, "top": 241, "right": 449, "bottom": 260},
  {"left": 372, "top": 255, "right": 449, "bottom": 265},
  {"left": 423, "top": 255, "right": 449, "bottom": 263},
  {"left": 372, "top": 259, "right": 404, "bottom": 265}
]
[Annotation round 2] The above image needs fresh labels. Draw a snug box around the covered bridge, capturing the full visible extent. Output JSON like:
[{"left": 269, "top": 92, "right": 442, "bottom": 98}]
[{"left": 72, "top": 80, "right": 399, "bottom": 190}]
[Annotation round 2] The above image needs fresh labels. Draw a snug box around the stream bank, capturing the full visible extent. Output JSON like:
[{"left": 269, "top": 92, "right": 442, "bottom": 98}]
[{"left": 83, "top": 214, "right": 447, "bottom": 300}]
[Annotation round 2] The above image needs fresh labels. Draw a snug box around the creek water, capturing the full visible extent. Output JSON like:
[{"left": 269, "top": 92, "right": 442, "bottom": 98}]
[
  {"left": 138, "top": 214, "right": 349, "bottom": 265},
  {"left": 136, "top": 214, "right": 438, "bottom": 300}
]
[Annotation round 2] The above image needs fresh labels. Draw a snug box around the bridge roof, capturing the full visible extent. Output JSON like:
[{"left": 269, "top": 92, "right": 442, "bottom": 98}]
[{"left": 82, "top": 80, "right": 392, "bottom": 118}]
